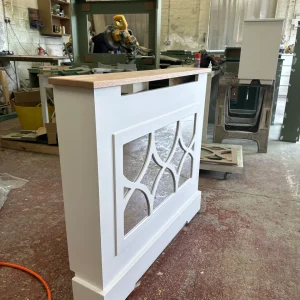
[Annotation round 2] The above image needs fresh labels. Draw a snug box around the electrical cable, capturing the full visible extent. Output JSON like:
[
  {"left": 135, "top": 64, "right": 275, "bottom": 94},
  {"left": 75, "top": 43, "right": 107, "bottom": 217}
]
[
  {"left": 10, "top": 62, "right": 16, "bottom": 74},
  {"left": 0, "top": 262, "right": 52, "bottom": 300},
  {"left": 10, "top": 62, "right": 18, "bottom": 83},
  {"left": 4, "top": 69, "right": 17, "bottom": 85},
  {"left": 8, "top": 22, "right": 30, "bottom": 55}
]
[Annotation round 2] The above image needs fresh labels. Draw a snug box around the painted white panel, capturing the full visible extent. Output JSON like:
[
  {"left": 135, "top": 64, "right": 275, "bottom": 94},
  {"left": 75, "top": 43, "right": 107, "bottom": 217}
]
[
  {"left": 279, "top": 75, "right": 291, "bottom": 86},
  {"left": 279, "top": 85, "right": 289, "bottom": 96},
  {"left": 238, "top": 19, "right": 284, "bottom": 81},
  {"left": 281, "top": 66, "right": 292, "bottom": 76},
  {"left": 281, "top": 54, "right": 294, "bottom": 66}
]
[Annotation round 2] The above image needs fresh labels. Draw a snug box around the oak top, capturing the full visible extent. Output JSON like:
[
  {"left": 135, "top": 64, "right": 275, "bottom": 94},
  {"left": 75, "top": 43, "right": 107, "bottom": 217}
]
[{"left": 48, "top": 67, "right": 211, "bottom": 89}]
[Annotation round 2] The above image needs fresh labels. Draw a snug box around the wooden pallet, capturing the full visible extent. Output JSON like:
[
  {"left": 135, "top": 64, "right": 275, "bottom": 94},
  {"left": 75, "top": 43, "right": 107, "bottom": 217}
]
[
  {"left": 200, "top": 144, "right": 243, "bottom": 177},
  {"left": 201, "top": 144, "right": 238, "bottom": 166}
]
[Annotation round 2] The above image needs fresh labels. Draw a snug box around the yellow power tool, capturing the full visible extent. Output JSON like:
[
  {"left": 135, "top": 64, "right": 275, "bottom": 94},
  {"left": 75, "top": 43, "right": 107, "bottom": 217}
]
[{"left": 104, "top": 15, "right": 139, "bottom": 53}]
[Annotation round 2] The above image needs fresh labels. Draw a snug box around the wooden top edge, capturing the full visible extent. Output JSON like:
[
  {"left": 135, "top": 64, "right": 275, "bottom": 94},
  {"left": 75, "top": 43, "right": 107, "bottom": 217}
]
[{"left": 48, "top": 67, "right": 211, "bottom": 89}]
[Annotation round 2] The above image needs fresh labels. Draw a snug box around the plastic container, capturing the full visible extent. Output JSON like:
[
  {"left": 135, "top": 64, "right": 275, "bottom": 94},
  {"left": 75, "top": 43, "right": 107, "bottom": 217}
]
[{"left": 15, "top": 104, "right": 55, "bottom": 130}]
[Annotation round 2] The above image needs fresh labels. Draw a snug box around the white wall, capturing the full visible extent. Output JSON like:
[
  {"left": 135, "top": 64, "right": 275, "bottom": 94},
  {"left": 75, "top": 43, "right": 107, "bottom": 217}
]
[
  {"left": 276, "top": 0, "right": 300, "bottom": 44},
  {"left": 0, "top": 0, "right": 68, "bottom": 91},
  {"left": 160, "top": 0, "right": 210, "bottom": 51},
  {"left": 160, "top": 0, "right": 298, "bottom": 51}
]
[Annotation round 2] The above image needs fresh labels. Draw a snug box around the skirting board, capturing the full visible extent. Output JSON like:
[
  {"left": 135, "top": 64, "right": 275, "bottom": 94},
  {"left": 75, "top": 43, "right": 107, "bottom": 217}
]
[{"left": 72, "top": 191, "right": 201, "bottom": 300}]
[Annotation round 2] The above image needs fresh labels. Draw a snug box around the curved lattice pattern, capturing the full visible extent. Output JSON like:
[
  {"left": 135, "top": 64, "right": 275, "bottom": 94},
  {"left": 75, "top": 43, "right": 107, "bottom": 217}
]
[
  {"left": 124, "top": 189, "right": 149, "bottom": 235},
  {"left": 123, "top": 115, "right": 196, "bottom": 235}
]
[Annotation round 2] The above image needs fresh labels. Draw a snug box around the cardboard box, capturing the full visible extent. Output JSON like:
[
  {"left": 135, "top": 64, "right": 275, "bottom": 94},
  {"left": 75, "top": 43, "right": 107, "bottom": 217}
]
[
  {"left": 14, "top": 89, "right": 41, "bottom": 107},
  {"left": 45, "top": 122, "right": 57, "bottom": 145}
]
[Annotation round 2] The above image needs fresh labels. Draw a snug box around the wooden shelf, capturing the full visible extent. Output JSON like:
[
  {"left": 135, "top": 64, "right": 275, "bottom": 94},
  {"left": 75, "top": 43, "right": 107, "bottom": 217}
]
[
  {"left": 43, "top": 32, "right": 71, "bottom": 37},
  {"left": 38, "top": 0, "right": 72, "bottom": 37},
  {"left": 52, "top": 14, "right": 70, "bottom": 20},
  {"left": 51, "top": 0, "right": 70, "bottom": 4},
  {"left": 47, "top": 33, "right": 62, "bottom": 37}
]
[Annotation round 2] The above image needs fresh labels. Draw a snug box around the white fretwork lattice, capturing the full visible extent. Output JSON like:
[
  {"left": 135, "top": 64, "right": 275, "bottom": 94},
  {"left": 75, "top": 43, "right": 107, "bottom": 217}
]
[{"left": 123, "top": 115, "right": 196, "bottom": 236}]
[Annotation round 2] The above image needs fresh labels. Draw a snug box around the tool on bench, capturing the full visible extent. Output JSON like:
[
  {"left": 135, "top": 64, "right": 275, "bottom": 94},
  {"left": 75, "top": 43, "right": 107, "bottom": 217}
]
[
  {"left": 37, "top": 44, "right": 47, "bottom": 56},
  {"left": 63, "top": 36, "right": 73, "bottom": 63},
  {"left": 103, "top": 15, "right": 153, "bottom": 63}
]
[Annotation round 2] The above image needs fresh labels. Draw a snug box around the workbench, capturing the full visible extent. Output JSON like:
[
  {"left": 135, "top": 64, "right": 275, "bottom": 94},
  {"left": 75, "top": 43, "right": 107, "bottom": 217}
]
[
  {"left": 49, "top": 67, "right": 209, "bottom": 300},
  {"left": 0, "top": 55, "right": 71, "bottom": 90},
  {"left": 0, "top": 55, "right": 70, "bottom": 65}
]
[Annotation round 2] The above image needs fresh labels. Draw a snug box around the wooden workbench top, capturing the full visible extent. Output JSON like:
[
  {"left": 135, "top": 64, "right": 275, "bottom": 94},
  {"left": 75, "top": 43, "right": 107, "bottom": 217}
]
[
  {"left": 48, "top": 67, "right": 211, "bottom": 89},
  {"left": 0, "top": 55, "right": 69, "bottom": 62}
]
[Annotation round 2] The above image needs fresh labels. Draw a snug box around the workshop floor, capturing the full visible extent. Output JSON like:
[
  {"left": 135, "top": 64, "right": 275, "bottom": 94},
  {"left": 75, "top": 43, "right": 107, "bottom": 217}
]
[{"left": 1, "top": 100, "right": 300, "bottom": 300}]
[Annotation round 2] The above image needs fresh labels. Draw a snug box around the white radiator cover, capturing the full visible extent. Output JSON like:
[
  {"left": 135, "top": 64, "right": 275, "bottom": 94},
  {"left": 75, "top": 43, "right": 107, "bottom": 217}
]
[{"left": 52, "top": 69, "right": 208, "bottom": 300}]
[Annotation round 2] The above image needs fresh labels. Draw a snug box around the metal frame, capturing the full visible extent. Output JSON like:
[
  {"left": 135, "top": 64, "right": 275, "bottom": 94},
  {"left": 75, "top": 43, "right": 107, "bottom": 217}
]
[
  {"left": 225, "top": 85, "right": 265, "bottom": 126},
  {"left": 71, "top": 0, "right": 161, "bottom": 69},
  {"left": 270, "top": 58, "right": 283, "bottom": 124},
  {"left": 214, "top": 76, "right": 275, "bottom": 153}
]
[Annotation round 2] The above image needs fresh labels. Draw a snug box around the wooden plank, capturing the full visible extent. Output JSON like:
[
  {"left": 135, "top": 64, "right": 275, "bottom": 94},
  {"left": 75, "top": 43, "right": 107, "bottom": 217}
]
[
  {"left": 0, "top": 139, "right": 59, "bottom": 155},
  {"left": 2, "top": 132, "right": 38, "bottom": 141},
  {"left": 49, "top": 67, "right": 211, "bottom": 89},
  {"left": 0, "top": 70, "right": 11, "bottom": 113}
]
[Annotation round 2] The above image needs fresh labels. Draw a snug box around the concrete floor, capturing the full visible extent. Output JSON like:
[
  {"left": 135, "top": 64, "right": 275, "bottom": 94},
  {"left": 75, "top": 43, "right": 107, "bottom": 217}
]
[{"left": 1, "top": 108, "right": 300, "bottom": 299}]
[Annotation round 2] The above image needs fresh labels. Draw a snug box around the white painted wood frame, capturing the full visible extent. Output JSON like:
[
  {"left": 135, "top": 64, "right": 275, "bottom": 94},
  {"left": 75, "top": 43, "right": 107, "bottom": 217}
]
[
  {"left": 50, "top": 68, "right": 209, "bottom": 300},
  {"left": 238, "top": 19, "right": 284, "bottom": 82},
  {"left": 38, "top": 74, "right": 55, "bottom": 125}
]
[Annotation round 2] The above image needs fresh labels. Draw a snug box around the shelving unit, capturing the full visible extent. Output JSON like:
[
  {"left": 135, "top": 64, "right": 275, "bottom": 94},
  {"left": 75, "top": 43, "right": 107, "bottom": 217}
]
[{"left": 37, "top": 0, "right": 71, "bottom": 37}]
